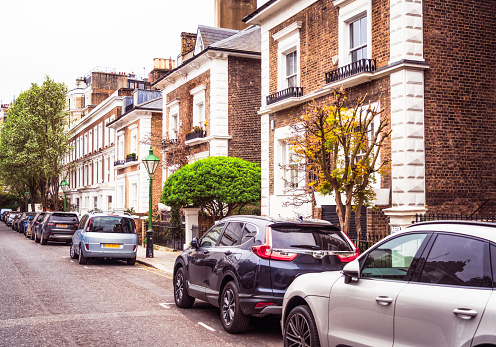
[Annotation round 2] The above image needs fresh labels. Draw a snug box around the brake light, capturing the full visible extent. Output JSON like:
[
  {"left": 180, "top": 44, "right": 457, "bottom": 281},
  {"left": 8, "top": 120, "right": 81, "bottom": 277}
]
[
  {"left": 47, "top": 223, "right": 55, "bottom": 226},
  {"left": 133, "top": 245, "right": 137, "bottom": 252},
  {"left": 252, "top": 227, "right": 298, "bottom": 261},
  {"left": 85, "top": 243, "right": 89, "bottom": 251},
  {"left": 255, "top": 302, "right": 275, "bottom": 309},
  {"left": 336, "top": 249, "right": 360, "bottom": 262}
]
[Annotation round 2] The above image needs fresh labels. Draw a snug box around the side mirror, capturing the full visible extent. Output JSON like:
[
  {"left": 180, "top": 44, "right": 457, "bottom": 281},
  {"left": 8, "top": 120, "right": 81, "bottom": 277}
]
[
  {"left": 343, "top": 259, "right": 360, "bottom": 284},
  {"left": 191, "top": 237, "right": 199, "bottom": 249}
]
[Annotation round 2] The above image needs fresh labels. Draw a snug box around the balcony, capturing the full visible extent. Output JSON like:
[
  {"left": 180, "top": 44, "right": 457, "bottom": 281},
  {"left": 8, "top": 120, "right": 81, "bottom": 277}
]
[
  {"left": 266, "top": 87, "right": 304, "bottom": 105},
  {"left": 185, "top": 127, "right": 206, "bottom": 142},
  {"left": 114, "top": 160, "right": 125, "bottom": 166},
  {"left": 325, "top": 59, "right": 376, "bottom": 84},
  {"left": 125, "top": 153, "right": 138, "bottom": 162}
]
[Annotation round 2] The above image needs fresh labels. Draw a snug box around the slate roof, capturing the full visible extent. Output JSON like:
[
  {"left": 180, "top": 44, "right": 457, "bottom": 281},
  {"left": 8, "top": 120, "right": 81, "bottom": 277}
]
[
  {"left": 197, "top": 25, "right": 239, "bottom": 47},
  {"left": 137, "top": 96, "right": 162, "bottom": 110},
  {"left": 210, "top": 25, "right": 261, "bottom": 53}
]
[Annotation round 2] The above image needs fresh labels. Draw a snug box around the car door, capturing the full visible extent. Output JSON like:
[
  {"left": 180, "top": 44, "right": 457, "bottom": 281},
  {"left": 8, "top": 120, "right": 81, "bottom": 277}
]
[
  {"left": 204, "top": 222, "right": 245, "bottom": 305},
  {"left": 72, "top": 215, "right": 88, "bottom": 249},
  {"left": 187, "top": 223, "right": 226, "bottom": 300},
  {"left": 393, "top": 233, "right": 493, "bottom": 347},
  {"left": 327, "top": 232, "right": 430, "bottom": 347}
]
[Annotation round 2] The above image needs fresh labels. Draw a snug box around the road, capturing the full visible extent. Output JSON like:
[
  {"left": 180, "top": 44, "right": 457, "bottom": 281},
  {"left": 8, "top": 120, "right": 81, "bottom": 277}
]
[{"left": 0, "top": 223, "right": 282, "bottom": 346}]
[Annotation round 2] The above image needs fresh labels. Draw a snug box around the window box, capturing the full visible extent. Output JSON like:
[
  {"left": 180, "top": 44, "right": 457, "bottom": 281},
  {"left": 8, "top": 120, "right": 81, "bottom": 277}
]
[{"left": 126, "top": 153, "right": 137, "bottom": 162}]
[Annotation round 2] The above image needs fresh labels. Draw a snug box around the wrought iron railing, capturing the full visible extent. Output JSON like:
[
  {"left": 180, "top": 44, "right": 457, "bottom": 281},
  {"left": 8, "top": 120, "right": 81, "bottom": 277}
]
[
  {"left": 266, "top": 87, "right": 304, "bottom": 105},
  {"left": 415, "top": 213, "right": 496, "bottom": 223},
  {"left": 325, "top": 58, "right": 377, "bottom": 84},
  {"left": 114, "top": 160, "right": 125, "bottom": 166}
]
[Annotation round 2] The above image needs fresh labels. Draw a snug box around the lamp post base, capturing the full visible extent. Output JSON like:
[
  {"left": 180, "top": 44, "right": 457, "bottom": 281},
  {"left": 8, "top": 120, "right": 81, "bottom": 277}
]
[{"left": 146, "top": 229, "right": 154, "bottom": 258}]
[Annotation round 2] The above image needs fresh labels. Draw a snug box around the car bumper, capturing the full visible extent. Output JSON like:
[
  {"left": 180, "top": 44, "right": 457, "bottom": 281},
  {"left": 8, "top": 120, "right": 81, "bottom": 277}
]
[
  {"left": 238, "top": 294, "right": 283, "bottom": 316},
  {"left": 81, "top": 247, "right": 137, "bottom": 259}
]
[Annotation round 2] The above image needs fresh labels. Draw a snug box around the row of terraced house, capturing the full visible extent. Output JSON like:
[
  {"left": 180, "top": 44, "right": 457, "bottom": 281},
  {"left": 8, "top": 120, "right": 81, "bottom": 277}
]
[{"left": 63, "top": 0, "right": 496, "bottom": 242}]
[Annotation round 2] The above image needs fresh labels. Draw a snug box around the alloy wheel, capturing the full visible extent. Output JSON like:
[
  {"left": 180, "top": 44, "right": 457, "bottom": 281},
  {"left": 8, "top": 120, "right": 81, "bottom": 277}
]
[
  {"left": 221, "top": 288, "right": 235, "bottom": 326},
  {"left": 285, "top": 311, "right": 312, "bottom": 347}
]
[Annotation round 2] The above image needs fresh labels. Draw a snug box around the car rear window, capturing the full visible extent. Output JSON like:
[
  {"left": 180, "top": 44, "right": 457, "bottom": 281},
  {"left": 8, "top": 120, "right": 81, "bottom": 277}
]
[
  {"left": 270, "top": 226, "right": 352, "bottom": 251},
  {"left": 50, "top": 213, "right": 79, "bottom": 223},
  {"left": 89, "top": 216, "right": 136, "bottom": 234}
]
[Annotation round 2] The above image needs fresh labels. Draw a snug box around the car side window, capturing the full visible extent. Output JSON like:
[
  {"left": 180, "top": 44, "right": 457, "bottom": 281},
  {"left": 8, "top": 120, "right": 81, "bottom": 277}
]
[
  {"left": 240, "top": 223, "right": 258, "bottom": 245},
  {"left": 78, "top": 215, "right": 88, "bottom": 230},
  {"left": 418, "top": 234, "right": 492, "bottom": 288},
  {"left": 219, "top": 222, "right": 245, "bottom": 246},
  {"left": 361, "top": 233, "right": 428, "bottom": 281},
  {"left": 200, "top": 223, "right": 225, "bottom": 248}
]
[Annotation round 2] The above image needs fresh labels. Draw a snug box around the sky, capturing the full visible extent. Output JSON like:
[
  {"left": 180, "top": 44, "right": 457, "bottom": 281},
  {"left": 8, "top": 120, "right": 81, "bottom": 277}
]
[{"left": 0, "top": 0, "right": 269, "bottom": 105}]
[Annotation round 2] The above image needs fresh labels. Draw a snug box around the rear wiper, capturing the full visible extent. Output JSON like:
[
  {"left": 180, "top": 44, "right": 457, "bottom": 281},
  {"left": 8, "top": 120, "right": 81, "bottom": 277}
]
[{"left": 290, "top": 244, "right": 320, "bottom": 250}]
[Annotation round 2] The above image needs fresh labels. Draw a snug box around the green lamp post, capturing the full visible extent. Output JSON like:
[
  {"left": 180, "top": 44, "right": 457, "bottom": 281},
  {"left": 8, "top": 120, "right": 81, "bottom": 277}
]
[
  {"left": 24, "top": 191, "right": 29, "bottom": 212},
  {"left": 61, "top": 178, "right": 69, "bottom": 212},
  {"left": 142, "top": 146, "right": 160, "bottom": 258}
]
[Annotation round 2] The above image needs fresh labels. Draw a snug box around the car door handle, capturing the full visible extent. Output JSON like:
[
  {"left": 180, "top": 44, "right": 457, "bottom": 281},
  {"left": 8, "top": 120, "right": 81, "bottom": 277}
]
[
  {"left": 375, "top": 296, "right": 393, "bottom": 306},
  {"left": 224, "top": 250, "right": 232, "bottom": 255},
  {"left": 453, "top": 308, "right": 478, "bottom": 320}
]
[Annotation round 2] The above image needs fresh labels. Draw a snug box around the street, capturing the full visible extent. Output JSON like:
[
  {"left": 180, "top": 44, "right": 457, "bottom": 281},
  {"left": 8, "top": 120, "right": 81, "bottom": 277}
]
[{"left": 0, "top": 223, "right": 282, "bottom": 346}]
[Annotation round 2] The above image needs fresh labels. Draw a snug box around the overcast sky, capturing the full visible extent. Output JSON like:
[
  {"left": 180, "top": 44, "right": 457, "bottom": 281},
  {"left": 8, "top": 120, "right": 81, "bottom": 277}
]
[{"left": 0, "top": 0, "right": 268, "bottom": 105}]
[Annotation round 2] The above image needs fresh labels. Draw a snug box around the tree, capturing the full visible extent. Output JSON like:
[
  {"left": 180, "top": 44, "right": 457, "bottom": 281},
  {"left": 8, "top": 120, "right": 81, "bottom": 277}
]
[
  {"left": 161, "top": 156, "right": 261, "bottom": 219},
  {"left": 289, "top": 87, "right": 391, "bottom": 237},
  {"left": 0, "top": 76, "right": 70, "bottom": 211}
]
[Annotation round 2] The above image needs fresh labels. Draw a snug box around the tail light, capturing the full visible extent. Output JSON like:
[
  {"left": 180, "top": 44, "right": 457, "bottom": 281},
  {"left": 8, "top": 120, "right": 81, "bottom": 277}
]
[
  {"left": 255, "top": 302, "right": 275, "bottom": 309},
  {"left": 337, "top": 232, "right": 361, "bottom": 262},
  {"left": 133, "top": 245, "right": 137, "bottom": 252},
  {"left": 252, "top": 227, "right": 298, "bottom": 261},
  {"left": 47, "top": 223, "right": 55, "bottom": 226},
  {"left": 85, "top": 243, "right": 89, "bottom": 251}
]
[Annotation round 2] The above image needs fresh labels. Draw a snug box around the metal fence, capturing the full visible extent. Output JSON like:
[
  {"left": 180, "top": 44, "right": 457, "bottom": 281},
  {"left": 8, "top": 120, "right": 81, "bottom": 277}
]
[
  {"left": 415, "top": 213, "right": 496, "bottom": 223},
  {"left": 151, "top": 223, "right": 185, "bottom": 251},
  {"left": 350, "top": 233, "right": 385, "bottom": 253}
]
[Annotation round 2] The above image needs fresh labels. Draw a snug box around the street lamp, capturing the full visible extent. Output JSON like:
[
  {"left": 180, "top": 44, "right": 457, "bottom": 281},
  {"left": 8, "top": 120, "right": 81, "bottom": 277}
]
[
  {"left": 142, "top": 146, "right": 160, "bottom": 258},
  {"left": 24, "top": 191, "right": 29, "bottom": 212},
  {"left": 61, "top": 178, "right": 69, "bottom": 212}
]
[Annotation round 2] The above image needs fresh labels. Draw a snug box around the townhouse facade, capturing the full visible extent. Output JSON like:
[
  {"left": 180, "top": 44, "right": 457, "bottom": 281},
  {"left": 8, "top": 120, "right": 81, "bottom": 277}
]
[{"left": 244, "top": 0, "right": 496, "bottom": 236}]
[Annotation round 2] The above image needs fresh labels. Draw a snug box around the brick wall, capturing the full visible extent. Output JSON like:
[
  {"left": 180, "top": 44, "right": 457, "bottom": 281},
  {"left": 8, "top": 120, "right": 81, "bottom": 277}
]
[
  {"left": 423, "top": 0, "right": 496, "bottom": 215},
  {"left": 227, "top": 56, "right": 262, "bottom": 163}
]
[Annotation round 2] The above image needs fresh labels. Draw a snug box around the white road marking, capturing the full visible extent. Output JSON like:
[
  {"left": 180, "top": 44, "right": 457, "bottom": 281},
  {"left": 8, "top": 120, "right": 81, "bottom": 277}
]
[
  {"left": 198, "top": 322, "right": 215, "bottom": 332},
  {"left": 159, "top": 303, "right": 170, "bottom": 309}
]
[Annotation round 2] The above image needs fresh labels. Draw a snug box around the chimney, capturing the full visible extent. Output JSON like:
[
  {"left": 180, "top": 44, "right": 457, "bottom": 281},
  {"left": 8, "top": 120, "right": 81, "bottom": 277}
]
[
  {"left": 149, "top": 58, "right": 176, "bottom": 84},
  {"left": 180, "top": 32, "right": 197, "bottom": 63},
  {"left": 214, "top": 0, "right": 257, "bottom": 30}
]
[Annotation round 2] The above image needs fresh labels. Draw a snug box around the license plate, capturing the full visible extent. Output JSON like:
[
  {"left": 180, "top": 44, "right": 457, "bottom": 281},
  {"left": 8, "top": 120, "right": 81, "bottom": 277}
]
[
  {"left": 56, "top": 224, "right": 67, "bottom": 228},
  {"left": 104, "top": 244, "right": 120, "bottom": 248}
]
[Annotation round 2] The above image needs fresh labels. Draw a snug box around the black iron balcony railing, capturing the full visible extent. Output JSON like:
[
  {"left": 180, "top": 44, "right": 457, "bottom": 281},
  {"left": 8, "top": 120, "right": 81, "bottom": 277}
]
[
  {"left": 114, "top": 160, "right": 125, "bottom": 166},
  {"left": 266, "top": 86, "right": 304, "bottom": 105},
  {"left": 325, "top": 58, "right": 377, "bottom": 84},
  {"left": 185, "top": 129, "right": 206, "bottom": 142}
]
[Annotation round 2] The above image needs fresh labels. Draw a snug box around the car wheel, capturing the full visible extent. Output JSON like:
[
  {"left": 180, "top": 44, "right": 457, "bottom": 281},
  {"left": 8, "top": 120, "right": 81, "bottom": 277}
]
[
  {"left": 34, "top": 231, "right": 40, "bottom": 243},
  {"left": 283, "top": 305, "right": 320, "bottom": 347},
  {"left": 173, "top": 267, "right": 195, "bottom": 308},
  {"left": 220, "top": 281, "right": 250, "bottom": 334},
  {"left": 127, "top": 256, "right": 136, "bottom": 265},
  {"left": 78, "top": 246, "right": 88, "bottom": 265},
  {"left": 40, "top": 232, "right": 47, "bottom": 245},
  {"left": 70, "top": 244, "right": 78, "bottom": 259},
  {"left": 30, "top": 230, "right": 35, "bottom": 240}
]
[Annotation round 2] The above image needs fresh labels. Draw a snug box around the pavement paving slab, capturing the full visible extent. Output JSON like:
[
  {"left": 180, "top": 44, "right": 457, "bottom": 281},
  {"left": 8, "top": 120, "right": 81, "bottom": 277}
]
[{"left": 136, "top": 245, "right": 180, "bottom": 274}]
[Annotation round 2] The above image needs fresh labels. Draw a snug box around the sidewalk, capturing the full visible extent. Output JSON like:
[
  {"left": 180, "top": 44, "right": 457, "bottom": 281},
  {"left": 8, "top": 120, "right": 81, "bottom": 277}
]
[{"left": 136, "top": 244, "right": 181, "bottom": 274}]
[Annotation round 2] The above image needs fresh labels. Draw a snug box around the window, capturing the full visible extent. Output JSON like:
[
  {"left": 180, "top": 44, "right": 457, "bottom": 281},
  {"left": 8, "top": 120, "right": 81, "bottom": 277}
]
[
  {"left": 93, "top": 126, "right": 98, "bottom": 151},
  {"left": 98, "top": 123, "right": 103, "bottom": 149},
  {"left": 200, "top": 223, "right": 224, "bottom": 248},
  {"left": 88, "top": 130, "right": 93, "bottom": 153},
  {"left": 240, "top": 223, "right": 258, "bottom": 244},
  {"left": 361, "top": 233, "right": 428, "bottom": 281},
  {"left": 84, "top": 132, "right": 88, "bottom": 155},
  {"left": 286, "top": 51, "right": 298, "bottom": 87},
  {"left": 130, "top": 183, "right": 138, "bottom": 210},
  {"left": 104, "top": 120, "right": 109, "bottom": 147},
  {"left": 190, "top": 85, "right": 206, "bottom": 129},
  {"left": 281, "top": 141, "right": 299, "bottom": 189},
  {"left": 130, "top": 128, "right": 138, "bottom": 154},
  {"left": 107, "top": 196, "right": 112, "bottom": 210},
  {"left": 109, "top": 115, "right": 115, "bottom": 144},
  {"left": 171, "top": 114, "right": 178, "bottom": 139},
  {"left": 219, "top": 222, "right": 244, "bottom": 246},
  {"left": 89, "top": 216, "right": 135, "bottom": 234},
  {"left": 93, "top": 196, "right": 98, "bottom": 209},
  {"left": 350, "top": 16, "right": 367, "bottom": 62},
  {"left": 418, "top": 235, "right": 491, "bottom": 288},
  {"left": 168, "top": 98, "right": 180, "bottom": 140},
  {"left": 118, "top": 135, "right": 124, "bottom": 160}
]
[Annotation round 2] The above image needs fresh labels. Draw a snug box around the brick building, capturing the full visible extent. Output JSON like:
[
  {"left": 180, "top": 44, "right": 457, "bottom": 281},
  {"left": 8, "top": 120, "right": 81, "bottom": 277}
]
[{"left": 244, "top": 0, "right": 496, "bottom": 236}]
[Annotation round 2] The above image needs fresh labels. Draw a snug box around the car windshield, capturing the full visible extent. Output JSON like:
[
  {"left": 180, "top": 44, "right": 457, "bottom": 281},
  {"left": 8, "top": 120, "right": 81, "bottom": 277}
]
[
  {"left": 271, "top": 226, "right": 352, "bottom": 251},
  {"left": 89, "top": 216, "right": 136, "bottom": 234}
]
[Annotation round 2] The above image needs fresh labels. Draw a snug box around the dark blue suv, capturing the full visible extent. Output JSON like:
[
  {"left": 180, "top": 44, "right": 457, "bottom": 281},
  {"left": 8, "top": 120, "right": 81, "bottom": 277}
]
[{"left": 173, "top": 215, "right": 359, "bottom": 333}]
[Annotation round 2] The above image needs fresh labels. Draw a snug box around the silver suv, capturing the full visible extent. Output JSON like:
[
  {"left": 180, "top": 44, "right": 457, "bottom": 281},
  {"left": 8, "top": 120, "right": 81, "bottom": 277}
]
[
  {"left": 282, "top": 221, "right": 496, "bottom": 347},
  {"left": 70, "top": 212, "right": 138, "bottom": 265}
]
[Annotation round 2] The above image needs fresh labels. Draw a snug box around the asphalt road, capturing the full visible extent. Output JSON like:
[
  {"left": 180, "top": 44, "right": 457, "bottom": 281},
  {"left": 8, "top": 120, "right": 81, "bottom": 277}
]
[{"left": 0, "top": 223, "right": 282, "bottom": 346}]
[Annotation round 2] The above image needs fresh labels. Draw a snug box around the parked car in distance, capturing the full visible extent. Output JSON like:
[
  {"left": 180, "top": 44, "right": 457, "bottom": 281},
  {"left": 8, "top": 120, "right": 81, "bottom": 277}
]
[
  {"left": 1, "top": 209, "right": 12, "bottom": 221},
  {"left": 11, "top": 214, "right": 22, "bottom": 231},
  {"left": 282, "top": 220, "right": 496, "bottom": 347},
  {"left": 17, "top": 212, "right": 36, "bottom": 235},
  {"left": 70, "top": 212, "right": 138, "bottom": 265},
  {"left": 7, "top": 212, "right": 20, "bottom": 226},
  {"left": 31, "top": 212, "right": 48, "bottom": 241},
  {"left": 173, "top": 215, "right": 359, "bottom": 334},
  {"left": 36, "top": 212, "right": 79, "bottom": 245}
]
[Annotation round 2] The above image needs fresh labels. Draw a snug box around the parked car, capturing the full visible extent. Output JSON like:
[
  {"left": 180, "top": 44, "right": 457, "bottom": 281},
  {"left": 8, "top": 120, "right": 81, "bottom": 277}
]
[
  {"left": 1, "top": 208, "right": 12, "bottom": 221},
  {"left": 19, "top": 212, "right": 36, "bottom": 236},
  {"left": 31, "top": 212, "right": 47, "bottom": 241},
  {"left": 7, "top": 211, "right": 20, "bottom": 226},
  {"left": 282, "top": 220, "right": 496, "bottom": 347},
  {"left": 11, "top": 213, "right": 22, "bottom": 231},
  {"left": 36, "top": 212, "right": 79, "bottom": 245},
  {"left": 70, "top": 212, "right": 138, "bottom": 265},
  {"left": 172, "top": 215, "right": 359, "bottom": 333}
]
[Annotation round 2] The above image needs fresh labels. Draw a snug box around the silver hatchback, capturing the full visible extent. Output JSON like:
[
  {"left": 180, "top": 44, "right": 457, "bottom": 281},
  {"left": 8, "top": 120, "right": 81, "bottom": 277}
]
[
  {"left": 282, "top": 220, "right": 496, "bottom": 347},
  {"left": 70, "top": 212, "right": 138, "bottom": 265}
]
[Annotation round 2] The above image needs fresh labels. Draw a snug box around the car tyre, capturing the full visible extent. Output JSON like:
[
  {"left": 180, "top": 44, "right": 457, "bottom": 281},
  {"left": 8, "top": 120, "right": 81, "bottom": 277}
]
[
  {"left": 283, "top": 305, "right": 320, "bottom": 347},
  {"left": 40, "top": 232, "right": 47, "bottom": 245},
  {"left": 220, "top": 281, "right": 250, "bottom": 334},
  {"left": 78, "top": 246, "right": 88, "bottom": 265},
  {"left": 173, "top": 267, "right": 195, "bottom": 308},
  {"left": 34, "top": 231, "right": 40, "bottom": 243},
  {"left": 70, "top": 244, "right": 78, "bottom": 259},
  {"left": 127, "top": 256, "right": 136, "bottom": 265}
]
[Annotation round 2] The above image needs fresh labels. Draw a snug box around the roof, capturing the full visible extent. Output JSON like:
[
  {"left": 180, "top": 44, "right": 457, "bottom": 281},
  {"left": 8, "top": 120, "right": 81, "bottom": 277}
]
[
  {"left": 406, "top": 220, "right": 496, "bottom": 243},
  {"left": 211, "top": 25, "right": 261, "bottom": 53},
  {"left": 197, "top": 25, "right": 239, "bottom": 47},
  {"left": 137, "top": 96, "right": 162, "bottom": 110},
  {"left": 242, "top": 0, "right": 278, "bottom": 23}
]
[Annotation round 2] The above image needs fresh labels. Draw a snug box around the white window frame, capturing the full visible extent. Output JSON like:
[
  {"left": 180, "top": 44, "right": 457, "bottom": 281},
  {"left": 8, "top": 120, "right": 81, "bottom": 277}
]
[
  {"left": 98, "top": 123, "right": 103, "bottom": 149},
  {"left": 129, "top": 125, "right": 138, "bottom": 154},
  {"left": 190, "top": 85, "right": 206, "bottom": 129},
  {"left": 117, "top": 133, "right": 124, "bottom": 161},
  {"left": 88, "top": 130, "right": 93, "bottom": 153},
  {"left": 338, "top": 0, "right": 372, "bottom": 66},
  {"left": 167, "top": 98, "right": 180, "bottom": 140},
  {"left": 93, "top": 126, "right": 98, "bottom": 151},
  {"left": 129, "top": 182, "right": 138, "bottom": 210},
  {"left": 274, "top": 124, "right": 304, "bottom": 195},
  {"left": 109, "top": 115, "right": 115, "bottom": 144},
  {"left": 273, "top": 21, "right": 302, "bottom": 91},
  {"left": 104, "top": 119, "right": 109, "bottom": 147}
]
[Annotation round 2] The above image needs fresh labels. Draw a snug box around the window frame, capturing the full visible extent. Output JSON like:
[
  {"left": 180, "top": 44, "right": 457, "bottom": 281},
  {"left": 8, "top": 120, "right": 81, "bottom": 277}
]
[
  {"left": 273, "top": 21, "right": 302, "bottom": 91},
  {"left": 338, "top": 0, "right": 372, "bottom": 66}
]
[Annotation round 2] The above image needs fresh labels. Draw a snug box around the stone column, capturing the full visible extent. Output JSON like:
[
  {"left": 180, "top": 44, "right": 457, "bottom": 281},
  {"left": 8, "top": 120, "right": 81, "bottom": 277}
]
[
  {"left": 383, "top": 206, "right": 427, "bottom": 233},
  {"left": 183, "top": 207, "right": 201, "bottom": 250}
]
